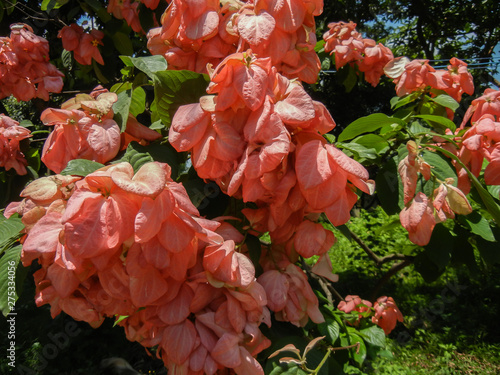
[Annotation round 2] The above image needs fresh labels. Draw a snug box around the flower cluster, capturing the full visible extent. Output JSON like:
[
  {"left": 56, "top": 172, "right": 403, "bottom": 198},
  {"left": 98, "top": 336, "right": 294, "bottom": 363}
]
[
  {"left": 41, "top": 87, "right": 161, "bottom": 173},
  {"left": 0, "top": 114, "right": 31, "bottom": 175},
  {"left": 336, "top": 295, "right": 402, "bottom": 334},
  {"left": 58, "top": 23, "right": 105, "bottom": 65},
  {"left": 323, "top": 21, "right": 394, "bottom": 86},
  {"left": 384, "top": 57, "right": 474, "bottom": 103},
  {"left": 372, "top": 296, "right": 404, "bottom": 335},
  {"left": 0, "top": 24, "right": 64, "bottom": 101},
  {"left": 457, "top": 89, "right": 500, "bottom": 192},
  {"left": 5, "top": 162, "right": 271, "bottom": 374},
  {"left": 107, "top": 0, "right": 151, "bottom": 33},
  {"left": 398, "top": 141, "right": 472, "bottom": 246},
  {"left": 169, "top": 48, "right": 374, "bottom": 325},
  {"left": 147, "top": 0, "right": 322, "bottom": 83}
]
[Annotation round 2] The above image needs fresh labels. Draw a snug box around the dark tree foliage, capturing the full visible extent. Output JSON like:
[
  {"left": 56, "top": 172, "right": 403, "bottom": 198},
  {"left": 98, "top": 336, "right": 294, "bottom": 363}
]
[{"left": 312, "top": 0, "right": 500, "bottom": 134}]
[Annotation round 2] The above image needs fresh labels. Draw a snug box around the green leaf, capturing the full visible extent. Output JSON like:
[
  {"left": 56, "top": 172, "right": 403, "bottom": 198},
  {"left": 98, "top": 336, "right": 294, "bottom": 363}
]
[
  {"left": 377, "top": 349, "right": 394, "bottom": 359},
  {"left": 352, "top": 134, "right": 390, "bottom": 154},
  {"left": 450, "top": 228, "right": 479, "bottom": 274},
  {"left": 413, "top": 114, "right": 456, "bottom": 132},
  {"left": 0, "top": 245, "right": 22, "bottom": 316},
  {"left": 359, "top": 325, "right": 386, "bottom": 348},
  {"left": 61, "top": 49, "right": 72, "bottom": 69},
  {"left": 0, "top": 215, "right": 24, "bottom": 256},
  {"left": 41, "top": 0, "right": 68, "bottom": 11},
  {"left": 120, "top": 55, "right": 168, "bottom": 79},
  {"left": 430, "top": 94, "right": 459, "bottom": 112},
  {"left": 414, "top": 224, "right": 455, "bottom": 281},
  {"left": 6, "top": 0, "right": 16, "bottom": 15},
  {"left": 150, "top": 120, "right": 165, "bottom": 130},
  {"left": 390, "top": 92, "right": 420, "bottom": 110},
  {"left": 324, "top": 133, "right": 335, "bottom": 144},
  {"left": 337, "top": 142, "right": 378, "bottom": 160},
  {"left": 421, "top": 149, "right": 457, "bottom": 182},
  {"left": 314, "top": 39, "right": 326, "bottom": 53},
  {"left": 60, "top": 159, "right": 105, "bottom": 177},
  {"left": 338, "top": 114, "right": 405, "bottom": 142},
  {"left": 269, "top": 364, "right": 308, "bottom": 375},
  {"left": 113, "top": 315, "right": 129, "bottom": 327},
  {"left": 342, "top": 65, "right": 357, "bottom": 92},
  {"left": 321, "top": 57, "right": 331, "bottom": 70},
  {"left": 130, "top": 87, "right": 146, "bottom": 117},
  {"left": 424, "top": 224, "right": 455, "bottom": 269},
  {"left": 152, "top": 70, "right": 209, "bottom": 126},
  {"left": 487, "top": 185, "right": 500, "bottom": 200},
  {"left": 458, "top": 211, "right": 495, "bottom": 242},
  {"left": 113, "top": 89, "right": 132, "bottom": 132},
  {"left": 349, "top": 333, "right": 367, "bottom": 365},
  {"left": 25, "top": 148, "right": 41, "bottom": 175},
  {"left": 408, "top": 119, "right": 429, "bottom": 134},
  {"left": 111, "top": 31, "right": 134, "bottom": 56},
  {"left": 318, "top": 319, "right": 340, "bottom": 344},
  {"left": 375, "top": 156, "right": 403, "bottom": 215},
  {"left": 476, "top": 228, "right": 500, "bottom": 266}
]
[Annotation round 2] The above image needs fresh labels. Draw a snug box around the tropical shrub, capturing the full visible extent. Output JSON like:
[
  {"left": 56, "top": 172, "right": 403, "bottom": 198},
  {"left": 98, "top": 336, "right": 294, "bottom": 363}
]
[{"left": 1, "top": 1, "right": 499, "bottom": 374}]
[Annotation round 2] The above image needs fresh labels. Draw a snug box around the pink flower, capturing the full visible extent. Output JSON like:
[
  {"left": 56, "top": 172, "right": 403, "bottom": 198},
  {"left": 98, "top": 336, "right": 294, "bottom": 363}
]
[
  {"left": 74, "top": 29, "right": 105, "bottom": 65},
  {"left": 358, "top": 43, "right": 394, "bottom": 86},
  {"left": 258, "top": 260, "right": 324, "bottom": 327},
  {"left": 295, "top": 139, "right": 374, "bottom": 226},
  {"left": 398, "top": 141, "right": 431, "bottom": 205},
  {"left": 338, "top": 295, "right": 372, "bottom": 314},
  {"left": 338, "top": 295, "right": 372, "bottom": 325},
  {"left": 293, "top": 219, "right": 336, "bottom": 258},
  {"left": 0, "top": 114, "right": 31, "bottom": 175},
  {"left": 0, "top": 24, "right": 64, "bottom": 101},
  {"left": 372, "top": 296, "right": 403, "bottom": 335},
  {"left": 399, "top": 192, "right": 436, "bottom": 246},
  {"left": 58, "top": 24, "right": 83, "bottom": 52}
]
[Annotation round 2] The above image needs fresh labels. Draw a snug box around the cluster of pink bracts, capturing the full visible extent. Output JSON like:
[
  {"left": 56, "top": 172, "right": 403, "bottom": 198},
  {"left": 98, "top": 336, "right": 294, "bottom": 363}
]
[
  {"left": 146, "top": 0, "right": 323, "bottom": 83},
  {"left": 338, "top": 295, "right": 403, "bottom": 335},
  {"left": 6, "top": 163, "right": 270, "bottom": 374},
  {"left": 0, "top": 114, "right": 32, "bottom": 175},
  {"left": 40, "top": 87, "right": 161, "bottom": 174},
  {"left": 57, "top": 24, "right": 105, "bottom": 66},
  {"left": 0, "top": 24, "right": 64, "bottom": 101},
  {"left": 323, "top": 21, "right": 394, "bottom": 86},
  {"left": 393, "top": 72, "right": 500, "bottom": 246}
]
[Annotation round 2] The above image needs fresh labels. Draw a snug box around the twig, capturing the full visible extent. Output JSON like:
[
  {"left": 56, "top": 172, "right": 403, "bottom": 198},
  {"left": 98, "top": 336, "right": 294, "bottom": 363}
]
[
  {"left": 345, "top": 226, "right": 381, "bottom": 265},
  {"left": 369, "top": 258, "right": 414, "bottom": 301},
  {"left": 344, "top": 225, "right": 413, "bottom": 267},
  {"left": 378, "top": 253, "right": 414, "bottom": 264},
  {"left": 330, "top": 341, "right": 360, "bottom": 353}
]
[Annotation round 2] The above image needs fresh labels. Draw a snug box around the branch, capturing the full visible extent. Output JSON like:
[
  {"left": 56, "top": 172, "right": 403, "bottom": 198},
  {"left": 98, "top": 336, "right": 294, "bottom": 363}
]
[
  {"left": 378, "top": 253, "right": 414, "bottom": 265},
  {"left": 369, "top": 258, "right": 414, "bottom": 301},
  {"left": 344, "top": 225, "right": 413, "bottom": 267},
  {"left": 344, "top": 225, "right": 381, "bottom": 265}
]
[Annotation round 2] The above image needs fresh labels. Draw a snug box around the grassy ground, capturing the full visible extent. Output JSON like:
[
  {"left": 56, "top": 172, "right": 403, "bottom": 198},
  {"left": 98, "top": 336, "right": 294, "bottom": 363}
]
[{"left": 1, "top": 206, "right": 499, "bottom": 374}]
